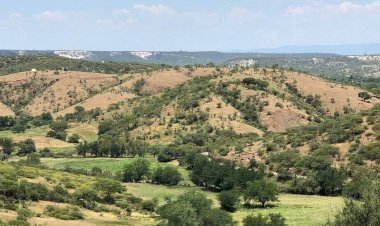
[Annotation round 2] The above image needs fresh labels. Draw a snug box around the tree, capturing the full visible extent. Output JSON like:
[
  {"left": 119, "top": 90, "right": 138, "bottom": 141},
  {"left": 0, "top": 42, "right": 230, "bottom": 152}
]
[
  {"left": 123, "top": 158, "right": 151, "bottom": 182},
  {"left": 152, "top": 166, "right": 182, "bottom": 186},
  {"left": 218, "top": 190, "right": 240, "bottom": 212},
  {"left": 158, "top": 199, "right": 199, "bottom": 226},
  {"left": 93, "top": 178, "right": 125, "bottom": 203},
  {"left": 244, "top": 180, "right": 278, "bottom": 208},
  {"left": 17, "top": 139, "right": 36, "bottom": 156},
  {"left": 49, "top": 120, "right": 69, "bottom": 131},
  {"left": 358, "top": 91, "right": 371, "bottom": 101},
  {"left": 72, "top": 186, "right": 99, "bottom": 210},
  {"left": 199, "top": 209, "right": 235, "bottom": 226},
  {"left": 243, "top": 213, "right": 287, "bottom": 226},
  {"left": 315, "top": 167, "right": 346, "bottom": 196},
  {"left": 328, "top": 181, "right": 380, "bottom": 226},
  {"left": 47, "top": 120, "right": 69, "bottom": 141},
  {"left": 158, "top": 191, "right": 232, "bottom": 226},
  {"left": 0, "top": 137, "right": 14, "bottom": 159},
  {"left": 11, "top": 124, "right": 26, "bottom": 133},
  {"left": 76, "top": 142, "right": 89, "bottom": 158},
  {"left": 98, "top": 120, "right": 115, "bottom": 135},
  {"left": 99, "top": 134, "right": 126, "bottom": 157},
  {"left": 68, "top": 133, "right": 80, "bottom": 143}
]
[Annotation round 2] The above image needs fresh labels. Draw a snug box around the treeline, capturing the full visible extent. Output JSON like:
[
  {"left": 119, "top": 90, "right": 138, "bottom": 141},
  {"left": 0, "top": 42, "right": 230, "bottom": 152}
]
[{"left": 0, "top": 55, "right": 170, "bottom": 76}]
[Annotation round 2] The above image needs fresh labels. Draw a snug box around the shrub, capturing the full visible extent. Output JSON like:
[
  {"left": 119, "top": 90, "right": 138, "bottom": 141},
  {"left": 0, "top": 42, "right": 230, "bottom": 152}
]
[
  {"left": 151, "top": 166, "right": 182, "bottom": 186},
  {"left": 243, "top": 213, "right": 287, "bottom": 226},
  {"left": 122, "top": 158, "right": 150, "bottom": 182},
  {"left": 218, "top": 190, "right": 240, "bottom": 212},
  {"left": 44, "top": 205, "right": 84, "bottom": 220},
  {"left": 17, "top": 139, "right": 36, "bottom": 156},
  {"left": 68, "top": 133, "right": 80, "bottom": 143},
  {"left": 141, "top": 199, "right": 158, "bottom": 212}
]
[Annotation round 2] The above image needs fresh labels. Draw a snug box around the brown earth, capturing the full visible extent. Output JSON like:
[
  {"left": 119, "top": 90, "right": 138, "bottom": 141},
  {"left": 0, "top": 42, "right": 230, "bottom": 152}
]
[
  {"left": 286, "top": 72, "right": 380, "bottom": 114},
  {"left": 199, "top": 95, "right": 264, "bottom": 135},
  {"left": 0, "top": 102, "right": 14, "bottom": 116},
  {"left": 23, "top": 71, "right": 120, "bottom": 116}
]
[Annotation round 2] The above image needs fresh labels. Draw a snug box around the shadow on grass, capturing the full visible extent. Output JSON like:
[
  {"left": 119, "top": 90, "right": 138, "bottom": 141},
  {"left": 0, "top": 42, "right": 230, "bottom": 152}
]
[{"left": 243, "top": 203, "right": 277, "bottom": 209}]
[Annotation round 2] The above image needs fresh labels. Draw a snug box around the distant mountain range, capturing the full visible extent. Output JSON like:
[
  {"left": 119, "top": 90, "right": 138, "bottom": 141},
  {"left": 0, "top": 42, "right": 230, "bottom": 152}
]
[
  {"left": 0, "top": 50, "right": 336, "bottom": 66},
  {"left": 251, "top": 43, "right": 380, "bottom": 55}
]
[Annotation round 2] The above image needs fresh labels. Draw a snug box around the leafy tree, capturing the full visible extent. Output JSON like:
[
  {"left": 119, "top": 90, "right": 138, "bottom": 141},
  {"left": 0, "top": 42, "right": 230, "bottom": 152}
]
[
  {"left": 49, "top": 120, "right": 69, "bottom": 131},
  {"left": 17, "top": 139, "right": 36, "bottom": 156},
  {"left": 328, "top": 181, "right": 380, "bottom": 226},
  {"left": 72, "top": 186, "right": 99, "bottom": 209},
  {"left": 99, "top": 133, "right": 126, "bottom": 157},
  {"left": 123, "top": 158, "right": 151, "bottom": 182},
  {"left": 358, "top": 91, "right": 371, "bottom": 101},
  {"left": 76, "top": 142, "right": 89, "bottom": 157},
  {"left": 151, "top": 166, "right": 182, "bottom": 186},
  {"left": 243, "top": 213, "right": 287, "bottom": 226},
  {"left": 199, "top": 209, "right": 235, "bottom": 226},
  {"left": 158, "top": 191, "right": 233, "bottom": 226},
  {"left": 315, "top": 167, "right": 346, "bottom": 196},
  {"left": 47, "top": 120, "right": 69, "bottom": 141},
  {"left": 93, "top": 178, "right": 125, "bottom": 203},
  {"left": 158, "top": 199, "right": 198, "bottom": 226},
  {"left": 244, "top": 180, "right": 279, "bottom": 208},
  {"left": 98, "top": 120, "right": 115, "bottom": 135},
  {"left": 68, "top": 133, "right": 80, "bottom": 143},
  {"left": 11, "top": 124, "right": 26, "bottom": 133},
  {"left": 218, "top": 190, "right": 240, "bottom": 212},
  {"left": 0, "top": 137, "right": 14, "bottom": 159}
]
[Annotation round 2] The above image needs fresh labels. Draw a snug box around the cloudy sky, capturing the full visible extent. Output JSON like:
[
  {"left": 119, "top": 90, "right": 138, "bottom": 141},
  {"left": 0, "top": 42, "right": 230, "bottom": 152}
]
[{"left": 1, "top": 0, "right": 380, "bottom": 51}]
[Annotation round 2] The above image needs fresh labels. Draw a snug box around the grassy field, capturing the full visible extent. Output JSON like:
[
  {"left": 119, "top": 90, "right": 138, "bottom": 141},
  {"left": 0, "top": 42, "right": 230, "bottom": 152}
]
[
  {"left": 124, "top": 183, "right": 344, "bottom": 226},
  {"left": 0, "top": 126, "right": 50, "bottom": 137},
  {"left": 41, "top": 157, "right": 191, "bottom": 183}
]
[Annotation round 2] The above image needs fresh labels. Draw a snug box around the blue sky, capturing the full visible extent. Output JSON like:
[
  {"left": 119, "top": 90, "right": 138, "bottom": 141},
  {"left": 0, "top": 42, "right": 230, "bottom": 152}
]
[{"left": 1, "top": 0, "right": 380, "bottom": 51}]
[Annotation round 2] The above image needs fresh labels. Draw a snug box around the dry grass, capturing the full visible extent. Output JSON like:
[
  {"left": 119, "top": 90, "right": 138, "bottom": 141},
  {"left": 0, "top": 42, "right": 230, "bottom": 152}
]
[
  {"left": 287, "top": 72, "right": 380, "bottom": 114},
  {"left": 23, "top": 71, "right": 120, "bottom": 116},
  {"left": 200, "top": 95, "right": 264, "bottom": 135},
  {"left": 0, "top": 102, "right": 14, "bottom": 116}
]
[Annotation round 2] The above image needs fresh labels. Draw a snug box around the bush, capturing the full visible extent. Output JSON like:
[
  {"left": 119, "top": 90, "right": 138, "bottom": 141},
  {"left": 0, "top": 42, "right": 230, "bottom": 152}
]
[
  {"left": 17, "top": 139, "right": 36, "bottom": 156},
  {"left": 218, "top": 190, "right": 240, "bottom": 212},
  {"left": 328, "top": 181, "right": 380, "bottom": 226},
  {"left": 151, "top": 166, "right": 182, "bottom": 186},
  {"left": 141, "top": 199, "right": 158, "bottom": 212},
  {"left": 123, "top": 158, "right": 150, "bottom": 182},
  {"left": 44, "top": 205, "right": 84, "bottom": 220},
  {"left": 243, "top": 213, "right": 287, "bottom": 226},
  {"left": 68, "top": 134, "right": 80, "bottom": 143}
]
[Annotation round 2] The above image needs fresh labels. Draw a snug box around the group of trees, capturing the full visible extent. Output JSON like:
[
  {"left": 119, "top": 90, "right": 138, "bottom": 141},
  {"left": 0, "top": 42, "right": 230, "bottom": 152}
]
[
  {"left": 76, "top": 136, "right": 148, "bottom": 158},
  {"left": 242, "top": 77, "right": 269, "bottom": 90},
  {"left": 122, "top": 158, "right": 182, "bottom": 186},
  {"left": 188, "top": 154, "right": 265, "bottom": 191},
  {"left": 0, "top": 137, "right": 37, "bottom": 159},
  {"left": 158, "top": 191, "right": 235, "bottom": 226},
  {"left": 47, "top": 120, "right": 69, "bottom": 141}
]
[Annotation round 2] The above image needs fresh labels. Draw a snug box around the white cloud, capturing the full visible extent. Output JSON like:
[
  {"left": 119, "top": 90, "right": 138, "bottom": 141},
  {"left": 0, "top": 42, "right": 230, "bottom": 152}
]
[
  {"left": 34, "top": 11, "right": 66, "bottom": 20},
  {"left": 133, "top": 4, "right": 175, "bottom": 15},
  {"left": 287, "top": 1, "right": 380, "bottom": 16},
  {"left": 286, "top": 6, "right": 307, "bottom": 16},
  {"left": 326, "top": 1, "right": 380, "bottom": 13}
]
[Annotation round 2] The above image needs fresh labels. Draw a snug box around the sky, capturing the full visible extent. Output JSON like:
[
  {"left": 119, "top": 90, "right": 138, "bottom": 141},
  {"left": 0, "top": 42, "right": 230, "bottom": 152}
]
[{"left": 1, "top": 0, "right": 380, "bottom": 51}]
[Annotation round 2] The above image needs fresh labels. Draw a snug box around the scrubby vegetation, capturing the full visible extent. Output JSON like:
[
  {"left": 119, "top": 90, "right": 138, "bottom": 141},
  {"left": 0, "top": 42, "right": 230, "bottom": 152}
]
[{"left": 0, "top": 57, "right": 379, "bottom": 225}]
